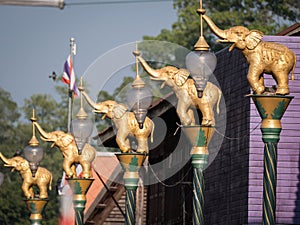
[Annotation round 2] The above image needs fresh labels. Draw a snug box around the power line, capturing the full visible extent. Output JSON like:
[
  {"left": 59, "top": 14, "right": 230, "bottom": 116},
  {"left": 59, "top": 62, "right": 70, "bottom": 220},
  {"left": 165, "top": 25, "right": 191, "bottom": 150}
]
[{"left": 66, "top": 0, "right": 173, "bottom": 6}]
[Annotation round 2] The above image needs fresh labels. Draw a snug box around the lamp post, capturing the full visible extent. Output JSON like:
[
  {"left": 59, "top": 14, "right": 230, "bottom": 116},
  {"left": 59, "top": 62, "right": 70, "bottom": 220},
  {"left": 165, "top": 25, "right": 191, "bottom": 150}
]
[
  {"left": 68, "top": 82, "right": 94, "bottom": 225},
  {"left": 113, "top": 43, "right": 151, "bottom": 225},
  {"left": 251, "top": 95, "right": 293, "bottom": 224},
  {"left": 24, "top": 109, "right": 48, "bottom": 225},
  {"left": 199, "top": 1, "right": 295, "bottom": 222},
  {"left": 182, "top": 1, "right": 217, "bottom": 224}
]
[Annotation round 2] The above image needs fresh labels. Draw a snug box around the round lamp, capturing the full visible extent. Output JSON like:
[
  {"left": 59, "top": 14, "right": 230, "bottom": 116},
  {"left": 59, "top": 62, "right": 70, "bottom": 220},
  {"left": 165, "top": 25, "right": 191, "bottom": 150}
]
[
  {"left": 71, "top": 92, "right": 93, "bottom": 154},
  {"left": 185, "top": 4, "right": 217, "bottom": 98},
  {"left": 25, "top": 111, "right": 44, "bottom": 177},
  {"left": 186, "top": 50, "right": 217, "bottom": 97},
  {"left": 127, "top": 75, "right": 152, "bottom": 129}
]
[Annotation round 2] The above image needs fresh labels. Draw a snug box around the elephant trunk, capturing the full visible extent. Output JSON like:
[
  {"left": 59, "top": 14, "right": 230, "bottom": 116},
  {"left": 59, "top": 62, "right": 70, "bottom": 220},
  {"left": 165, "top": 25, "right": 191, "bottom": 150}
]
[
  {"left": 202, "top": 15, "right": 227, "bottom": 39},
  {"left": 33, "top": 122, "right": 51, "bottom": 141},
  {"left": 0, "top": 152, "right": 10, "bottom": 165},
  {"left": 81, "top": 91, "right": 100, "bottom": 112},
  {"left": 137, "top": 56, "right": 160, "bottom": 78}
]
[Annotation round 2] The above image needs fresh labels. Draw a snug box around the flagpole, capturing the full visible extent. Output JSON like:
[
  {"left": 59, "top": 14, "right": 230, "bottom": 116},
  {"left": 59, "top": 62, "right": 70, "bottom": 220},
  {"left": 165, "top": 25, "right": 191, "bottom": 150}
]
[{"left": 68, "top": 37, "right": 76, "bottom": 133}]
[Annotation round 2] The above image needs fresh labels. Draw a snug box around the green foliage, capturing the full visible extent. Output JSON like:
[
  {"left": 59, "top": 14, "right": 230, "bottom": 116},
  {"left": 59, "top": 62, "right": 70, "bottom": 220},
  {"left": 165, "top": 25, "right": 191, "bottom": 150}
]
[
  {"left": 144, "top": 0, "right": 299, "bottom": 52},
  {"left": 0, "top": 88, "right": 64, "bottom": 225}
]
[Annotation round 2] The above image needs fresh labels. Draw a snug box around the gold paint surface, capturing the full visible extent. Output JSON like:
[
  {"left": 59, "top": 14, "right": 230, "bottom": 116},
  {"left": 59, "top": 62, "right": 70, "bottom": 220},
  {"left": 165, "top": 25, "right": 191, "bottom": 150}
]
[
  {"left": 182, "top": 126, "right": 215, "bottom": 147},
  {"left": 124, "top": 171, "right": 139, "bottom": 179},
  {"left": 261, "top": 119, "right": 282, "bottom": 129},
  {"left": 191, "top": 146, "right": 209, "bottom": 155}
]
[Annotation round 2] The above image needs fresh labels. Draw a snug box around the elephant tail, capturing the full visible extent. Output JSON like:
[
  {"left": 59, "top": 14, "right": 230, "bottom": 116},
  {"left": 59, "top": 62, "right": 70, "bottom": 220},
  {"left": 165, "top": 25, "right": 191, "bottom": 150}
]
[
  {"left": 150, "top": 121, "right": 155, "bottom": 143},
  {"left": 49, "top": 173, "right": 53, "bottom": 191},
  {"left": 290, "top": 56, "right": 296, "bottom": 81},
  {"left": 216, "top": 89, "right": 222, "bottom": 114}
]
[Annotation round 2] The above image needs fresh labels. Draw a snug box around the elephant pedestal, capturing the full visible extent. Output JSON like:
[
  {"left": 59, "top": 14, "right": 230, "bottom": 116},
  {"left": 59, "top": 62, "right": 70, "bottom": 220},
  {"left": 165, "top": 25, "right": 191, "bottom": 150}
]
[
  {"left": 66, "top": 178, "right": 94, "bottom": 225},
  {"left": 115, "top": 153, "right": 147, "bottom": 225},
  {"left": 182, "top": 125, "right": 215, "bottom": 225},
  {"left": 25, "top": 198, "right": 48, "bottom": 225},
  {"left": 250, "top": 94, "right": 293, "bottom": 225}
]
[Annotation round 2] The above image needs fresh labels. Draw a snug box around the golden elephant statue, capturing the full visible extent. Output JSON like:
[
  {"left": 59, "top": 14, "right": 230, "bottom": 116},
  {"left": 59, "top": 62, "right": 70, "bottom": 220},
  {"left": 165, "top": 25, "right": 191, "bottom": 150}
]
[
  {"left": 79, "top": 88, "right": 154, "bottom": 153},
  {"left": 137, "top": 55, "right": 222, "bottom": 126},
  {"left": 33, "top": 121, "right": 96, "bottom": 179},
  {"left": 0, "top": 152, "right": 52, "bottom": 199},
  {"left": 202, "top": 14, "right": 296, "bottom": 95}
]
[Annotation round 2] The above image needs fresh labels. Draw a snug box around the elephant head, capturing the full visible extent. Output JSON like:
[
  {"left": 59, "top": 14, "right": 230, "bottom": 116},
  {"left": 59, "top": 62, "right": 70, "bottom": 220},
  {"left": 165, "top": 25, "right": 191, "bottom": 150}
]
[
  {"left": 79, "top": 89, "right": 128, "bottom": 120},
  {"left": 202, "top": 14, "right": 263, "bottom": 52},
  {"left": 0, "top": 152, "right": 29, "bottom": 173},
  {"left": 137, "top": 55, "right": 190, "bottom": 88},
  {"left": 33, "top": 121, "right": 73, "bottom": 149}
]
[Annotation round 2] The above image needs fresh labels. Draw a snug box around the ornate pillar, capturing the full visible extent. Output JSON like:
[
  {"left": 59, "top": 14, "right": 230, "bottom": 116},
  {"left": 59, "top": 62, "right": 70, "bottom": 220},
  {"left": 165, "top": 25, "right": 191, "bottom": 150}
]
[
  {"left": 182, "top": 125, "right": 215, "bottom": 225},
  {"left": 67, "top": 178, "right": 94, "bottom": 225},
  {"left": 251, "top": 95, "right": 293, "bottom": 224},
  {"left": 25, "top": 198, "right": 48, "bottom": 225},
  {"left": 116, "top": 153, "right": 146, "bottom": 225}
]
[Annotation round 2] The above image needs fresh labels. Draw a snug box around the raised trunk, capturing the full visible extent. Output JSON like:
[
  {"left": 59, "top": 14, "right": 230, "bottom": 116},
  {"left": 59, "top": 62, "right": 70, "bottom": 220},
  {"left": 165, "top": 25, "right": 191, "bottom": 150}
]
[
  {"left": 81, "top": 91, "right": 99, "bottom": 110},
  {"left": 33, "top": 122, "right": 51, "bottom": 140},
  {"left": 137, "top": 56, "right": 160, "bottom": 78},
  {"left": 202, "top": 15, "right": 227, "bottom": 39},
  {"left": 0, "top": 152, "right": 10, "bottom": 165}
]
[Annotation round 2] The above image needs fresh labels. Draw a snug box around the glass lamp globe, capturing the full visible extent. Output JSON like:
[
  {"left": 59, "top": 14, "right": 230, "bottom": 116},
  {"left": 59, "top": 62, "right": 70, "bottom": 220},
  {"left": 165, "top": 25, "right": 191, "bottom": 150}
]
[
  {"left": 71, "top": 107, "right": 93, "bottom": 154},
  {"left": 186, "top": 49, "right": 217, "bottom": 98},
  {"left": 127, "top": 76, "right": 152, "bottom": 129},
  {"left": 23, "top": 136, "right": 44, "bottom": 177}
]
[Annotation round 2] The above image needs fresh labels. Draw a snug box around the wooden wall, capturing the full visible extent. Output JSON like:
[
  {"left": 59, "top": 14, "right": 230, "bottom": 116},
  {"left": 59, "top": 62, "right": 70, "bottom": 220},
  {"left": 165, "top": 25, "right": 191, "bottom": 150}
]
[{"left": 205, "top": 47, "right": 250, "bottom": 224}]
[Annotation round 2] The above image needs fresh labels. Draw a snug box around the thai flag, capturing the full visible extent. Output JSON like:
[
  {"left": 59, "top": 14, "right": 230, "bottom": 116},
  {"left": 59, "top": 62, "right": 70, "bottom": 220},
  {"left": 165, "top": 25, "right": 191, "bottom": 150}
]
[{"left": 62, "top": 54, "right": 79, "bottom": 96}]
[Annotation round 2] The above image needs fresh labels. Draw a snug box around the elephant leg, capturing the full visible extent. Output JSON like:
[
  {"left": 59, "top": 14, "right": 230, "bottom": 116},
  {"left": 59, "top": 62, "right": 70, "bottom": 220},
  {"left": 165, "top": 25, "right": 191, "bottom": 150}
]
[
  {"left": 38, "top": 184, "right": 48, "bottom": 199},
  {"left": 274, "top": 72, "right": 289, "bottom": 95},
  {"left": 136, "top": 136, "right": 149, "bottom": 154},
  {"left": 81, "top": 162, "right": 92, "bottom": 178},
  {"left": 197, "top": 99, "right": 215, "bottom": 126},
  {"left": 22, "top": 183, "right": 34, "bottom": 199},
  {"left": 247, "top": 66, "right": 265, "bottom": 94},
  {"left": 187, "top": 109, "right": 196, "bottom": 125},
  {"left": 70, "top": 164, "right": 77, "bottom": 178},
  {"left": 177, "top": 100, "right": 193, "bottom": 125},
  {"left": 116, "top": 135, "right": 131, "bottom": 153},
  {"left": 63, "top": 160, "right": 75, "bottom": 178}
]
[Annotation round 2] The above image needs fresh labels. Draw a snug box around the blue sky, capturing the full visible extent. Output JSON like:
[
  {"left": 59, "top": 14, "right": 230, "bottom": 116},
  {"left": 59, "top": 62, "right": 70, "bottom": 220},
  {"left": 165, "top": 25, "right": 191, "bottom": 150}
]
[{"left": 0, "top": 1, "right": 177, "bottom": 106}]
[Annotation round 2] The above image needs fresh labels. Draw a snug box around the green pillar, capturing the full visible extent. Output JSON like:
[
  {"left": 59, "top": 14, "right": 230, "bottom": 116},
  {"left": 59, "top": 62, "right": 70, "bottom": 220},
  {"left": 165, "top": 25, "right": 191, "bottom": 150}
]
[
  {"left": 182, "top": 125, "right": 215, "bottom": 225},
  {"left": 116, "top": 153, "right": 146, "bottom": 225},
  {"left": 67, "top": 178, "right": 94, "bottom": 225},
  {"left": 251, "top": 95, "right": 293, "bottom": 225},
  {"left": 25, "top": 198, "right": 48, "bottom": 225}
]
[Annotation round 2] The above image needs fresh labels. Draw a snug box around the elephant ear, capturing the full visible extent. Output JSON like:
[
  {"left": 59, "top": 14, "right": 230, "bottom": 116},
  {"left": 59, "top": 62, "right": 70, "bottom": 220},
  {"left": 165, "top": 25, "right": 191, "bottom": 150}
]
[
  {"left": 19, "top": 159, "right": 30, "bottom": 172},
  {"left": 245, "top": 30, "right": 263, "bottom": 50},
  {"left": 61, "top": 133, "right": 74, "bottom": 148},
  {"left": 174, "top": 68, "right": 190, "bottom": 86},
  {"left": 112, "top": 104, "right": 127, "bottom": 119}
]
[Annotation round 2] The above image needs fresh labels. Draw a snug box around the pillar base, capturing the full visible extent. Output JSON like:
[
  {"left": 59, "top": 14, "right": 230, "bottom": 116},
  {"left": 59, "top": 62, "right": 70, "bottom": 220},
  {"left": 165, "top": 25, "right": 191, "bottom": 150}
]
[
  {"left": 66, "top": 178, "right": 94, "bottom": 225},
  {"left": 25, "top": 198, "right": 48, "bottom": 225}
]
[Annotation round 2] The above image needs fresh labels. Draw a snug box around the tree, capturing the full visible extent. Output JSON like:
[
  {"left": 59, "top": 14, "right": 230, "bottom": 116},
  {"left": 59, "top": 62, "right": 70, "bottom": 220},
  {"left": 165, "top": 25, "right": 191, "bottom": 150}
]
[
  {"left": 144, "top": 0, "right": 299, "bottom": 52},
  {"left": 0, "top": 89, "right": 64, "bottom": 225}
]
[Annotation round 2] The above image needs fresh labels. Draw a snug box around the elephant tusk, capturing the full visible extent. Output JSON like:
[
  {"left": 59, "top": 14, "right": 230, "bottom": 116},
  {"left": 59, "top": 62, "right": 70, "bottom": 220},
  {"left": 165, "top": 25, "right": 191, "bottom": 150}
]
[
  {"left": 217, "top": 39, "right": 230, "bottom": 43},
  {"left": 229, "top": 43, "right": 236, "bottom": 52},
  {"left": 160, "top": 82, "right": 166, "bottom": 89},
  {"left": 51, "top": 143, "right": 55, "bottom": 148},
  {"left": 101, "top": 114, "right": 107, "bottom": 120}
]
